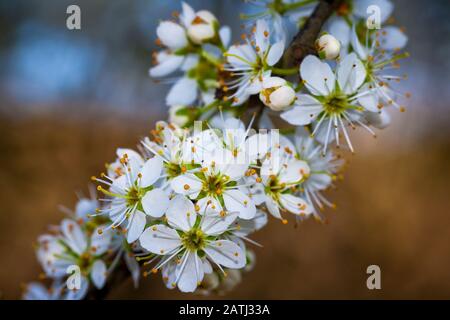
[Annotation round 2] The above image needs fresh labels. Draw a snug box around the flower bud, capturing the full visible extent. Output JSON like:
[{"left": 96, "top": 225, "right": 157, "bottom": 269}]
[
  {"left": 187, "top": 10, "right": 218, "bottom": 44},
  {"left": 259, "top": 77, "right": 296, "bottom": 111},
  {"left": 168, "top": 105, "right": 189, "bottom": 127},
  {"left": 315, "top": 34, "right": 341, "bottom": 60}
]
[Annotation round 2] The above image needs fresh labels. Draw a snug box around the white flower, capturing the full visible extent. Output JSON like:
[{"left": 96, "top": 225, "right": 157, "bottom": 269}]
[
  {"left": 252, "top": 142, "right": 312, "bottom": 222},
  {"left": 139, "top": 196, "right": 246, "bottom": 292},
  {"left": 149, "top": 2, "right": 230, "bottom": 107},
  {"left": 315, "top": 34, "right": 341, "bottom": 60},
  {"left": 22, "top": 280, "right": 91, "bottom": 300},
  {"left": 259, "top": 76, "right": 296, "bottom": 111},
  {"left": 212, "top": 116, "right": 270, "bottom": 164},
  {"left": 59, "top": 190, "right": 98, "bottom": 223},
  {"left": 94, "top": 152, "right": 169, "bottom": 243},
  {"left": 242, "top": 1, "right": 318, "bottom": 45},
  {"left": 223, "top": 19, "right": 285, "bottom": 105},
  {"left": 23, "top": 281, "right": 64, "bottom": 300},
  {"left": 149, "top": 11, "right": 192, "bottom": 78},
  {"left": 293, "top": 128, "right": 344, "bottom": 219},
  {"left": 36, "top": 219, "right": 115, "bottom": 298},
  {"left": 281, "top": 54, "right": 380, "bottom": 152},
  {"left": 170, "top": 147, "right": 257, "bottom": 219},
  {"left": 350, "top": 26, "right": 409, "bottom": 117},
  {"left": 327, "top": 0, "right": 394, "bottom": 50},
  {"left": 169, "top": 118, "right": 271, "bottom": 220}
]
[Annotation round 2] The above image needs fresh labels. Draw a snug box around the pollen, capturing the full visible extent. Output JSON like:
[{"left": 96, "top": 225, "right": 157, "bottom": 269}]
[
  {"left": 152, "top": 226, "right": 157, "bottom": 231},
  {"left": 282, "top": 219, "right": 288, "bottom": 225},
  {"left": 184, "top": 184, "right": 190, "bottom": 190}
]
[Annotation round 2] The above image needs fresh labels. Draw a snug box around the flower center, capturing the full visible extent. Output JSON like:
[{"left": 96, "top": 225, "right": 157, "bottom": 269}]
[
  {"left": 264, "top": 175, "right": 285, "bottom": 199},
  {"left": 181, "top": 228, "right": 206, "bottom": 251},
  {"left": 165, "top": 162, "right": 183, "bottom": 179},
  {"left": 78, "top": 252, "right": 93, "bottom": 271},
  {"left": 126, "top": 186, "right": 143, "bottom": 207},
  {"left": 202, "top": 174, "right": 228, "bottom": 196},
  {"left": 323, "top": 95, "right": 349, "bottom": 115}
]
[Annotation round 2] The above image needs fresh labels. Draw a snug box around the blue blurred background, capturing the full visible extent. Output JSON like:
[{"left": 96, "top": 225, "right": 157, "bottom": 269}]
[{"left": 1, "top": 0, "right": 450, "bottom": 299}]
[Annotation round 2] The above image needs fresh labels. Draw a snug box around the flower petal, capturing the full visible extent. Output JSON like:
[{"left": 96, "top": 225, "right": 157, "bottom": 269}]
[
  {"left": 201, "top": 210, "right": 238, "bottom": 236},
  {"left": 91, "top": 260, "right": 107, "bottom": 290},
  {"left": 357, "top": 84, "right": 379, "bottom": 112},
  {"left": 279, "top": 194, "right": 312, "bottom": 216},
  {"left": 379, "top": 26, "right": 408, "bottom": 51},
  {"left": 140, "top": 156, "right": 163, "bottom": 187},
  {"left": 364, "top": 109, "right": 391, "bottom": 129},
  {"left": 170, "top": 173, "right": 203, "bottom": 198},
  {"left": 337, "top": 52, "right": 366, "bottom": 94},
  {"left": 327, "top": 18, "right": 350, "bottom": 49},
  {"left": 61, "top": 219, "right": 87, "bottom": 255},
  {"left": 350, "top": 26, "right": 367, "bottom": 60},
  {"left": 139, "top": 224, "right": 181, "bottom": 255},
  {"left": 254, "top": 19, "right": 270, "bottom": 55},
  {"left": 300, "top": 55, "right": 335, "bottom": 96},
  {"left": 219, "top": 26, "right": 231, "bottom": 47},
  {"left": 176, "top": 252, "right": 202, "bottom": 292},
  {"left": 280, "top": 102, "right": 322, "bottom": 126},
  {"left": 205, "top": 240, "right": 246, "bottom": 269},
  {"left": 156, "top": 21, "right": 187, "bottom": 50},
  {"left": 265, "top": 196, "right": 282, "bottom": 219},
  {"left": 180, "top": 1, "right": 196, "bottom": 27},
  {"left": 124, "top": 251, "right": 140, "bottom": 288},
  {"left": 266, "top": 41, "right": 285, "bottom": 66},
  {"left": 142, "top": 188, "right": 170, "bottom": 218},
  {"left": 127, "top": 210, "right": 147, "bottom": 243},
  {"left": 166, "top": 77, "right": 198, "bottom": 106},
  {"left": 90, "top": 225, "right": 112, "bottom": 256},
  {"left": 166, "top": 195, "right": 197, "bottom": 232},
  {"left": 354, "top": 0, "right": 393, "bottom": 24},
  {"left": 65, "top": 275, "right": 89, "bottom": 300},
  {"left": 75, "top": 198, "right": 97, "bottom": 221},
  {"left": 278, "top": 159, "right": 310, "bottom": 184},
  {"left": 149, "top": 54, "right": 184, "bottom": 78},
  {"left": 223, "top": 189, "right": 256, "bottom": 220}
]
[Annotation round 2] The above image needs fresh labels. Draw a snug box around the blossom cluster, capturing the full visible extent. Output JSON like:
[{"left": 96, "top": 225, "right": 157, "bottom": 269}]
[{"left": 24, "top": 0, "right": 408, "bottom": 299}]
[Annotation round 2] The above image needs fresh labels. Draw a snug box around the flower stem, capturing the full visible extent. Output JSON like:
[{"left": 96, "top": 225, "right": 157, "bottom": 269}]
[{"left": 271, "top": 67, "right": 299, "bottom": 76}]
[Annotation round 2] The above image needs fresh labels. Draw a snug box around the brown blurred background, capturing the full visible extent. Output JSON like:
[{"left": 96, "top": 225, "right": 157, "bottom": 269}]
[{"left": 1, "top": 0, "right": 450, "bottom": 299}]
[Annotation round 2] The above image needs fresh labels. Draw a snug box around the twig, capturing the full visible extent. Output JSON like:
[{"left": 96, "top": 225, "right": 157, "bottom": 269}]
[{"left": 283, "top": 0, "right": 343, "bottom": 68}]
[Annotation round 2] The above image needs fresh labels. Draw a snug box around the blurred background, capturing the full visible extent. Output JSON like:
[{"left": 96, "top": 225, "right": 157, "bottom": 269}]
[{"left": 1, "top": 0, "right": 450, "bottom": 299}]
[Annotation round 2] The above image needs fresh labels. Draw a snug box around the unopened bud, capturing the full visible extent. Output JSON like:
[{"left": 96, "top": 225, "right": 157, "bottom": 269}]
[
  {"left": 187, "top": 11, "right": 217, "bottom": 44},
  {"left": 259, "top": 77, "right": 296, "bottom": 111},
  {"left": 316, "top": 34, "right": 341, "bottom": 60}
]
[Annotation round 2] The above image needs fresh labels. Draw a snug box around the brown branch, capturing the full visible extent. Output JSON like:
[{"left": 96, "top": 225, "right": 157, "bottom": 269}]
[
  {"left": 84, "top": 0, "right": 342, "bottom": 300},
  {"left": 283, "top": 0, "right": 343, "bottom": 68}
]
